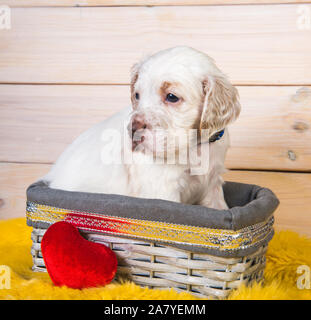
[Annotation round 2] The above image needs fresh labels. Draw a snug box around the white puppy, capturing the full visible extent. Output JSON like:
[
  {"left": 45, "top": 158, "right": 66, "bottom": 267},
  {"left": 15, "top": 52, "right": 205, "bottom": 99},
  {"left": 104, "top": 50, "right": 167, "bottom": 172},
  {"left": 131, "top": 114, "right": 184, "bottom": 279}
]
[{"left": 45, "top": 46, "right": 240, "bottom": 209}]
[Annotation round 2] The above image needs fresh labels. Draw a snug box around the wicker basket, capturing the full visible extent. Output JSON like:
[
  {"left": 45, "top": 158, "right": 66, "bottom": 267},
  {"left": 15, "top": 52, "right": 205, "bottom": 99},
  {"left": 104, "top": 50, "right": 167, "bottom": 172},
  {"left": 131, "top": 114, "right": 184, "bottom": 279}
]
[
  {"left": 30, "top": 229, "right": 268, "bottom": 299},
  {"left": 27, "top": 180, "right": 278, "bottom": 299}
]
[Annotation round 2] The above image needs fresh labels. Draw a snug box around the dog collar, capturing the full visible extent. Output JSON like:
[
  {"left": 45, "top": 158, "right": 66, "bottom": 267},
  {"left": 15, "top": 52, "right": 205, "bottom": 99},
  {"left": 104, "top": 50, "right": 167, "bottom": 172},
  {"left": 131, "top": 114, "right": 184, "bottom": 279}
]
[{"left": 209, "top": 129, "right": 225, "bottom": 143}]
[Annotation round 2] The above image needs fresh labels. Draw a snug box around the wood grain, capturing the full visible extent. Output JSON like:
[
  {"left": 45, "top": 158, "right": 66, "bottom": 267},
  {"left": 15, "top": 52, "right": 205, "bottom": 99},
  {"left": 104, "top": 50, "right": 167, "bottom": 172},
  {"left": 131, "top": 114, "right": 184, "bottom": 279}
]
[
  {"left": 1, "top": 162, "right": 310, "bottom": 237},
  {"left": 1, "top": 0, "right": 310, "bottom": 6},
  {"left": 1, "top": 84, "right": 310, "bottom": 171},
  {"left": 0, "top": 5, "right": 310, "bottom": 85},
  {"left": 227, "top": 86, "right": 311, "bottom": 171},
  {"left": 0, "top": 84, "right": 129, "bottom": 163},
  {"left": 0, "top": 163, "right": 49, "bottom": 220}
]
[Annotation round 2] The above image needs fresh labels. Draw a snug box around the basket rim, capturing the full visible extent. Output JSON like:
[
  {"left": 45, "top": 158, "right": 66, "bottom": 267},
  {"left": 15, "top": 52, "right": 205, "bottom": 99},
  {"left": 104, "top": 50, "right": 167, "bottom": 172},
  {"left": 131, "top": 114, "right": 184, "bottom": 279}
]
[
  {"left": 26, "top": 180, "right": 278, "bottom": 257},
  {"left": 27, "top": 180, "right": 279, "bottom": 230}
]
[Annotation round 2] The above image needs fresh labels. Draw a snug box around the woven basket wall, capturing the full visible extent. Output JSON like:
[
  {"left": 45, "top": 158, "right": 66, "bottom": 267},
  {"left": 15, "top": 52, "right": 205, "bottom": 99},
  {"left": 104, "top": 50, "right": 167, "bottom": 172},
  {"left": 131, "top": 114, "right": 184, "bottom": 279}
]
[{"left": 31, "top": 228, "right": 267, "bottom": 299}]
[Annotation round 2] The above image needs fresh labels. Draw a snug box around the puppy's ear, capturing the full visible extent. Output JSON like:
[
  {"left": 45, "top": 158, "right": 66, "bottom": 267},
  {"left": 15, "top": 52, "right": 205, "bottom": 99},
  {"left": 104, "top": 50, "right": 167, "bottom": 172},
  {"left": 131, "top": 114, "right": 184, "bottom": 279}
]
[
  {"left": 200, "top": 75, "right": 241, "bottom": 134},
  {"left": 130, "top": 63, "right": 140, "bottom": 107}
]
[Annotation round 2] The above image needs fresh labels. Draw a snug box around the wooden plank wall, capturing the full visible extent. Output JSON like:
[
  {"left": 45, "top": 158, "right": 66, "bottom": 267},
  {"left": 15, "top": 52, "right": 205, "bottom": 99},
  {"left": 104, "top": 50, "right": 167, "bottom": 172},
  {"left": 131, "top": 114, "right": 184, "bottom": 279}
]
[{"left": 0, "top": 1, "right": 310, "bottom": 236}]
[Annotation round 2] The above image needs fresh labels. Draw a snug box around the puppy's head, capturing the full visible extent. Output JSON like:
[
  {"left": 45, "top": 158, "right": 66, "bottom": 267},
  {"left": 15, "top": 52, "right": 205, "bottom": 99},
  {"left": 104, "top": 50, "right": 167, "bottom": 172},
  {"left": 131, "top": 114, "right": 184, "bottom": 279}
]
[{"left": 128, "top": 46, "right": 240, "bottom": 157}]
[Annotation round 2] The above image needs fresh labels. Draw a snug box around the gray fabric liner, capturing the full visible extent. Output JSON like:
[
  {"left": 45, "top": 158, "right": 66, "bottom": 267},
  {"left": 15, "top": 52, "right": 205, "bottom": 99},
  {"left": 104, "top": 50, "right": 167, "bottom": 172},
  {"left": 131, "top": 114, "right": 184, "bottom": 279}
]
[
  {"left": 26, "top": 180, "right": 279, "bottom": 257},
  {"left": 27, "top": 180, "right": 279, "bottom": 230}
]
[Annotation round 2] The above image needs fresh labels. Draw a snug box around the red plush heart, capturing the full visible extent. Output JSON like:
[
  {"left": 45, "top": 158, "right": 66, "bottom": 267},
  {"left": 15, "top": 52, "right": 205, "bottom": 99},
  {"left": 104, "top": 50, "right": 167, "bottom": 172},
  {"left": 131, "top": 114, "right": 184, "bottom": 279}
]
[{"left": 41, "top": 221, "right": 118, "bottom": 289}]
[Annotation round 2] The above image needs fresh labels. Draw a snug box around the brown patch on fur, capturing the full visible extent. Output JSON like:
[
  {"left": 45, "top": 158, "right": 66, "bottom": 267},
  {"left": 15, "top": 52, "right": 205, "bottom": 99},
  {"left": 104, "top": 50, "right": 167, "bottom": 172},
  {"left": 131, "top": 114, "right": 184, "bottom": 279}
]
[
  {"left": 159, "top": 81, "right": 183, "bottom": 107},
  {"left": 130, "top": 63, "right": 140, "bottom": 109},
  {"left": 159, "top": 81, "right": 172, "bottom": 102},
  {"left": 159, "top": 81, "right": 172, "bottom": 94},
  {"left": 190, "top": 88, "right": 206, "bottom": 143},
  {"left": 200, "top": 76, "right": 241, "bottom": 134}
]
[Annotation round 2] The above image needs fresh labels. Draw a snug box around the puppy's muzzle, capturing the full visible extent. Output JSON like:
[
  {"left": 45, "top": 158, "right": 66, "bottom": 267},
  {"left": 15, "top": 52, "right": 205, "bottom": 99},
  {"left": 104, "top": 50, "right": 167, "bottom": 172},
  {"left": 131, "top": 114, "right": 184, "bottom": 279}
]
[{"left": 128, "top": 115, "right": 148, "bottom": 151}]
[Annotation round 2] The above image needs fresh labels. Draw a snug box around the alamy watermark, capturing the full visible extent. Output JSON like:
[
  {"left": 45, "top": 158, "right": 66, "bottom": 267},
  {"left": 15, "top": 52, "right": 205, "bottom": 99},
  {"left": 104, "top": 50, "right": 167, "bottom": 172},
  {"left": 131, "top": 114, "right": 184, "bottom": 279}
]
[
  {"left": 0, "top": 5, "right": 11, "bottom": 30},
  {"left": 297, "top": 5, "right": 311, "bottom": 30},
  {"left": 100, "top": 123, "right": 212, "bottom": 176},
  {"left": 297, "top": 265, "right": 310, "bottom": 290},
  {"left": 0, "top": 265, "right": 11, "bottom": 289}
]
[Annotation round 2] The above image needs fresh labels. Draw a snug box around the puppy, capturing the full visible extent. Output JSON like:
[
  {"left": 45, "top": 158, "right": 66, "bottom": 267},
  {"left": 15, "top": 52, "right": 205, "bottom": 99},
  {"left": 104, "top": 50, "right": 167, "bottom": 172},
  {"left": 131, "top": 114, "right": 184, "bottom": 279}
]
[{"left": 45, "top": 46, "right": 240, "bottom": 209}]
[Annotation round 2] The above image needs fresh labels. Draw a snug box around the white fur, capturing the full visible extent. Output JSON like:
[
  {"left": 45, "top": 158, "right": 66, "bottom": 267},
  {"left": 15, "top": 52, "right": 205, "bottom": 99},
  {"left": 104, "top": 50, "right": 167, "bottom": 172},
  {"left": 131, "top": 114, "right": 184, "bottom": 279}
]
[{"left": 45, "top": 46, "right": 240, "bottom": 210}]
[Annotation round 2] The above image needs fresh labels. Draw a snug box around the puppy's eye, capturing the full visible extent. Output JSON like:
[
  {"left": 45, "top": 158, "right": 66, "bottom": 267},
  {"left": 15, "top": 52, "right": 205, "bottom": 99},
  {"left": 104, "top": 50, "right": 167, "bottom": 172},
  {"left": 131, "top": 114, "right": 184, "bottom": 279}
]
[
  {"left": 135, "top": 93, "right": 140, "bottom": 100},
  {"left": 166, "top": 93, "right": 179, "bottom": 103}
]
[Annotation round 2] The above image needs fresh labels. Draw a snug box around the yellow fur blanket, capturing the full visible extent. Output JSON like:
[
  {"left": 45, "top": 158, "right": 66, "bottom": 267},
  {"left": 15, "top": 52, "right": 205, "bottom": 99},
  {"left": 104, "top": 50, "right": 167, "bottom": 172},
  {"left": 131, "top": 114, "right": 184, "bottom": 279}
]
[{"left": 0, "top": 218, "right": 310, "bottom": 300}]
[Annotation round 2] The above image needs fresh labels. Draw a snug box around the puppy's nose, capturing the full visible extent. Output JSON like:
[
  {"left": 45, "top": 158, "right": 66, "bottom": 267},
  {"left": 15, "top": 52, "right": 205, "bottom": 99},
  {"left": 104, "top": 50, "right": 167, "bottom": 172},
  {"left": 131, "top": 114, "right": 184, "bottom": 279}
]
[{"left": 131, "top": 117, "right": 147, "bottom": 135}]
